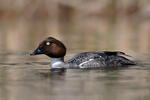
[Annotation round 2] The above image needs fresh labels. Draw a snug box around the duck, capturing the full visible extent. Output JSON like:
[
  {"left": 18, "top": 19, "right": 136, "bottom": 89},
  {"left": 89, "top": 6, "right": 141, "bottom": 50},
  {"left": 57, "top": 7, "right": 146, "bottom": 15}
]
[{"left": 30, "top": 37, "right": 137, "bottom": 69}]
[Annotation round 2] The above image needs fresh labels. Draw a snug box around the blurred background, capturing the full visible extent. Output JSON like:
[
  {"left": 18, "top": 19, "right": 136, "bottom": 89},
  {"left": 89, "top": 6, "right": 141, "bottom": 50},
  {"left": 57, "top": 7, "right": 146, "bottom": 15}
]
[
  {"left": 1, "top": 1, "right": 150, "bottom": 100},
  {"left": 0, "top": 0, "right": 150, "bottom": 53}
]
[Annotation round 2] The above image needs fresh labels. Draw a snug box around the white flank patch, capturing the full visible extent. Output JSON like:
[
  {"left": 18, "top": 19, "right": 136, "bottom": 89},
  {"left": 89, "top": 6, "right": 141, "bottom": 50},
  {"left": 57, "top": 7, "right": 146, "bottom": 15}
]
[{"left": 79, "top": 59, "right": 94, "bottom": 68}]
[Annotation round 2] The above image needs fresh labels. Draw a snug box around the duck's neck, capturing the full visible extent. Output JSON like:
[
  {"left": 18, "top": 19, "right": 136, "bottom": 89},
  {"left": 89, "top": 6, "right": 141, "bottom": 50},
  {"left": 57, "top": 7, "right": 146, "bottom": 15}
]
[{"left": 50, "top": 57, "right": 65, "bottom": 69}]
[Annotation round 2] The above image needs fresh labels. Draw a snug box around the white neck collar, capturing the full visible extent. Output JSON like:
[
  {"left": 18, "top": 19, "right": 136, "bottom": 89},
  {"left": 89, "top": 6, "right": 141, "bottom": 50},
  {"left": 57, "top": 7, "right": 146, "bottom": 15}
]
[{"left": 50, "top": 57, "right": 65, "bottom": 69}]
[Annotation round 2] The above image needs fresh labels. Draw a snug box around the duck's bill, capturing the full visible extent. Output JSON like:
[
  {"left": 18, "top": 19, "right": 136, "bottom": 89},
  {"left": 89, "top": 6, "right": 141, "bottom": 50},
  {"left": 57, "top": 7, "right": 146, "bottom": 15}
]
[{"left": 30, "top": 47, "right": 43, "bottom": 56}]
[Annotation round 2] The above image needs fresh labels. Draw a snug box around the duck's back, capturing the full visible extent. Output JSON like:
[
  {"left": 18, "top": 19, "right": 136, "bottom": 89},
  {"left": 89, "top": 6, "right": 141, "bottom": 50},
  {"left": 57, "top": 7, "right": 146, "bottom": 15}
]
[{"left": 66, "top": 51, "right": 136, "bottom": 68}]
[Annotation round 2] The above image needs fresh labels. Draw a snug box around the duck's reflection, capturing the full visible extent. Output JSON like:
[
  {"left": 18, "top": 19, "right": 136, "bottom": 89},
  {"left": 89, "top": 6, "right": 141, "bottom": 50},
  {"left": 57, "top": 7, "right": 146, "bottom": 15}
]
[{"left": 37, "top": 68, "right": 66, "bottom": 77}]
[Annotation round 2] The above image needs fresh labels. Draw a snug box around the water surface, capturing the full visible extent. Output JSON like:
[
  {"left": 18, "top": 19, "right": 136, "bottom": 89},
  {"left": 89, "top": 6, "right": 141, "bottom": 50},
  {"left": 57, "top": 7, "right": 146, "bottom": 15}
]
[{"left": 0, "top": 52, "right": 150, "bottom": 100}]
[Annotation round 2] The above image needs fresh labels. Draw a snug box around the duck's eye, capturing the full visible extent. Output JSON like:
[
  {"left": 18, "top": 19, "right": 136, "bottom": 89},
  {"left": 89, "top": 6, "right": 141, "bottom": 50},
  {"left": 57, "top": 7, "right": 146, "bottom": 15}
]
[{"left": 46, "top": 42, "right": 51, "bottom": 46}]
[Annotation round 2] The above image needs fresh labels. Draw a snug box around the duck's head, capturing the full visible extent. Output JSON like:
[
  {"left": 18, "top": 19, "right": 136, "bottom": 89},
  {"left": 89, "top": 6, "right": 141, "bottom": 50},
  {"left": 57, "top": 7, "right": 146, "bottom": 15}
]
[{"left": 30, "top": 37, "right": 66, "bottom": 58}]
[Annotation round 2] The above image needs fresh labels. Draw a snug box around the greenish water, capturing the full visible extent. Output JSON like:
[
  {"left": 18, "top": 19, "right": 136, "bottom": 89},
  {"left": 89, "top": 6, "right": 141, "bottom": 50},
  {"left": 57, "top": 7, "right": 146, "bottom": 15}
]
[{"left": 0, "top": 52, "right": 150, "bottom": 100}]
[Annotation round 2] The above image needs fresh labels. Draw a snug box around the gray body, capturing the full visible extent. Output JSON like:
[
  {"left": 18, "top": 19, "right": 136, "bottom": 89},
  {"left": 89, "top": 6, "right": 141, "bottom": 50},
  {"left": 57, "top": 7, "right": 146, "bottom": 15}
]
[{"left": 51, "top": 52, "right": 136, "bottom": 68}]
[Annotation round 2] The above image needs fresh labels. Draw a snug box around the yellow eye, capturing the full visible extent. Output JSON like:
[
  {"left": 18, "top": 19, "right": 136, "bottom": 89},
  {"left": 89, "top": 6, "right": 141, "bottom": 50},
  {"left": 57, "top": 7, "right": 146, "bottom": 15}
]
[{"left": 46, "top": 42, "right": 50, "bottom": 46}]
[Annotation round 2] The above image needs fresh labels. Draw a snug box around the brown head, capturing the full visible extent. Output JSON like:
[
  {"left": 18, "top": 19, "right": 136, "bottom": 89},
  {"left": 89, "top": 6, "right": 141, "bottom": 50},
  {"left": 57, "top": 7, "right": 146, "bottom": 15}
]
[{"left": 30, "top": 37, "right": 66, "bottom": 58}]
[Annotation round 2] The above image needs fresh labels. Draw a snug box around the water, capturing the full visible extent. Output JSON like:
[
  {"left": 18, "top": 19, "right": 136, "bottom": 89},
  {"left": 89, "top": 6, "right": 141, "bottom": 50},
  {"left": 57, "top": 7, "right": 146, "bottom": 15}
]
[
  {"left": 0, "top": 52, "right": 150, "bottom": 100},
  {"left": 0, "top": 0, "right": 150, "bottom": 99}
]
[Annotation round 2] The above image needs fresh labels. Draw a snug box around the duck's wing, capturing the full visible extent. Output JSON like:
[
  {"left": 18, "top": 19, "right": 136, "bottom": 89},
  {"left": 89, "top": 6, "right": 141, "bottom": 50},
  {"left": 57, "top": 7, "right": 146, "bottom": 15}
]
[
  {"left": 105, "top": 55, "right": 136, "bottom": 67},
  {"left": 77, "top": 52, "right": 136, "bottom": 68},
  {"left": 102, "top": 51, "right": 132, "bottom": 57},
  {"left": 66, "top": 51, "right": 136, "bottom": 68},
  {"left": 66, "top": 52, "right": 103, "bottom": 65},
  {"left": 77, "top": 57, "right": 106, "bottom": 68}
]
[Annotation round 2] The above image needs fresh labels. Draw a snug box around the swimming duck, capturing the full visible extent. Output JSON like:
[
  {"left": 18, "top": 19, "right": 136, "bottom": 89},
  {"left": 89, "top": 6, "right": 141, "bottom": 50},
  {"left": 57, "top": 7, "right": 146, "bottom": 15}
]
[{"left": 30, "top": 37, "right": 137, "bottom": 69}]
